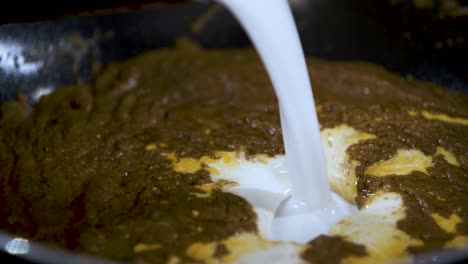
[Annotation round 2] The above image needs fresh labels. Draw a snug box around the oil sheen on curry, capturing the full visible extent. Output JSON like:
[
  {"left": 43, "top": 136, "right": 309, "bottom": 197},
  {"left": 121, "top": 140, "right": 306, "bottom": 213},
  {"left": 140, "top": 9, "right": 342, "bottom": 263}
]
[{"left": 0, "top": 40, "right": 467, "bottom": 264}]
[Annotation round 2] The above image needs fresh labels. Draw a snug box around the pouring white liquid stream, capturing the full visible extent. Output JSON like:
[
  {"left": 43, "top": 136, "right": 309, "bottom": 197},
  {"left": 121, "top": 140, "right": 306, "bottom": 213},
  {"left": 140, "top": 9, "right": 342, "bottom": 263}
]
[{"left": 216, "top": 0, "right": 355, "bottom": 242}]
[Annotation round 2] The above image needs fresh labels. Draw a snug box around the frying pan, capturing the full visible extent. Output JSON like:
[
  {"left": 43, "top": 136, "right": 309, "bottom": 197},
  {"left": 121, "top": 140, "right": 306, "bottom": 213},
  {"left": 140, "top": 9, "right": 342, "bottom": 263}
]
[{"left": 0, "top": 1, "right": 467, "bottom": 263}]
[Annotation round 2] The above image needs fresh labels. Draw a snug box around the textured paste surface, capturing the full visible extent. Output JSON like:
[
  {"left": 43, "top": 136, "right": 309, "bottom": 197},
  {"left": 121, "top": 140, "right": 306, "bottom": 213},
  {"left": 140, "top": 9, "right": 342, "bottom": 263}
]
[{"left": 0, "top": 41, "right": 467, "bottom": 263}]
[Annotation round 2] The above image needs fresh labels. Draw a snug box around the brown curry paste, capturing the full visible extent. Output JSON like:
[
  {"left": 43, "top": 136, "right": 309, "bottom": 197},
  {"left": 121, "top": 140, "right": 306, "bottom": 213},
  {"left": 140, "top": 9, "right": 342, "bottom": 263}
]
[{"left": 0, "top": 40, "right": 467, "bottom": 263}]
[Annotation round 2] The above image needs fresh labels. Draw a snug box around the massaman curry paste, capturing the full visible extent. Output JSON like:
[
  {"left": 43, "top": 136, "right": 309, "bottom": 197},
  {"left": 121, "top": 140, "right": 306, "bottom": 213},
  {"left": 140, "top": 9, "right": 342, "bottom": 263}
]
[{"left": 0, "top": 40, "right": 467, "bottom": 263}]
